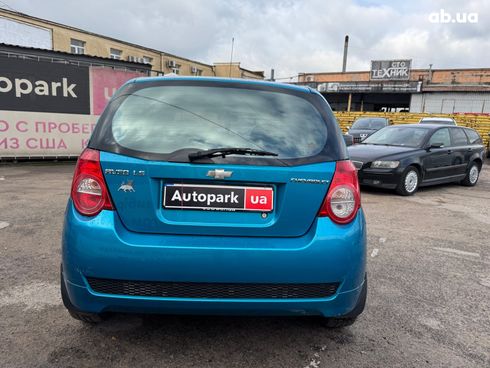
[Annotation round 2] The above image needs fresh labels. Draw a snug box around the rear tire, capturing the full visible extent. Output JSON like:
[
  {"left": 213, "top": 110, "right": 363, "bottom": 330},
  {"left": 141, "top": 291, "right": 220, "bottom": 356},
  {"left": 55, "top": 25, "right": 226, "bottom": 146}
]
[
  {"left": 60, "top": 265, "right": 106, "bottom": 324},
  {"left": 461, "top": 162, "right": 480, "bottom": 187},
  {"left": 322, "top": 275, "right": 367, "bottom": 329},
  {"left": 396, "top": 166, "right": 419, "bottom": 196}
]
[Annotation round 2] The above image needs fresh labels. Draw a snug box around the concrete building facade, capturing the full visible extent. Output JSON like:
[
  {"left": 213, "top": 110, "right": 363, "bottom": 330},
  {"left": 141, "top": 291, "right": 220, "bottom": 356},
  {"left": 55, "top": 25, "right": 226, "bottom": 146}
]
[
  {"left": 0, "top": 8, "right": 264, "bottom": 79},
  {"left": 298, "top": 67, "right": 490, "bottom": 113}
]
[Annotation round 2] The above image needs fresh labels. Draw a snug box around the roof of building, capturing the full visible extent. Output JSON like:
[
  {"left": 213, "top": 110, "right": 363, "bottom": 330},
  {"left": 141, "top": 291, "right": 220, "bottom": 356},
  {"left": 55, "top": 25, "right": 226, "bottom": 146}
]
[
  {"left": 213, "top": 62, "right": 265, "bottom": 76},
  {"left": 1, "top": 8, "right": 266, "bottom": 77},
  {"left": 299, "top": 67, "right": 490, "bottom": 76},
  {"left": 0, "top": 42, "right": 151, "bottom": 71},
  {"left": 0, "top": 8, "right": 214, "bottom": 68}
]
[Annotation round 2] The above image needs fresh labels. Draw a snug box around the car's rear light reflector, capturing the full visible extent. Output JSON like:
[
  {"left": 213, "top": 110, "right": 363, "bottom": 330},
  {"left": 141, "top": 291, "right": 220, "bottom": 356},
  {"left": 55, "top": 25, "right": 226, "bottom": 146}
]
[
  {"left": 71, "top": 148, "right": 113, "bottom": 216},
  {"left": 318, "top": 160, "right": 360, "bottom": 224}
]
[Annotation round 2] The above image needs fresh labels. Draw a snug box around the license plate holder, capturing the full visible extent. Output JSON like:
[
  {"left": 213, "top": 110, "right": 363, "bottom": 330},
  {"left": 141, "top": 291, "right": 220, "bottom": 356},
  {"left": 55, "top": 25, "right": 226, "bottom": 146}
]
[{"left": 163, "top": 184, "right": 274, "bottom": 212}]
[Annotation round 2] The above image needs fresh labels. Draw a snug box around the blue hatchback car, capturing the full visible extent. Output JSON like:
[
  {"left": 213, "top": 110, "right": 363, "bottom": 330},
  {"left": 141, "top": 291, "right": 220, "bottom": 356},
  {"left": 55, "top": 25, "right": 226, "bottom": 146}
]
[{"left": 61, "top": 77, "right": 367, "bottom": 327}]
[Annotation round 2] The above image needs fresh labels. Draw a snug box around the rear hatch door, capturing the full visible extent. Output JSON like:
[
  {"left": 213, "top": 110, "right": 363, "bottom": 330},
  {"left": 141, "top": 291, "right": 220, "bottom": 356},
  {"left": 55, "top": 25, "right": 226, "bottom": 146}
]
[{"left": 101, "top": 152, "right": 335, "bottom": 237}]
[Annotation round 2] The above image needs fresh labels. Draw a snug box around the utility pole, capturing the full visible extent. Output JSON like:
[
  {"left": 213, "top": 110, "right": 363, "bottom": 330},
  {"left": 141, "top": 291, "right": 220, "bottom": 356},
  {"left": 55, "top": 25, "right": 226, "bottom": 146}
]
[
  {"left": 229, "top": 37, "right": 235, "bottom": 78},
  {"left": 342, "top": 35, "right": 349, "bottom": 73},
  {"left": 343, "top": 35, "right": 350, "bottom": 112},
  {"left": 270, "top": 68, "right": 275, "bottom": 82}
]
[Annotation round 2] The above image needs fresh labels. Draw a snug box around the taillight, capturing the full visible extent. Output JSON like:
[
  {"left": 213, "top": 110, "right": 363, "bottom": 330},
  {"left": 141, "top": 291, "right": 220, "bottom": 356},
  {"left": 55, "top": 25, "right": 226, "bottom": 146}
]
[
  {"left": 318, "top": 160, "right": 360, "bottom": 224},
  {"left": 70, "top": 148, "right": 113, "bottom": 216}
]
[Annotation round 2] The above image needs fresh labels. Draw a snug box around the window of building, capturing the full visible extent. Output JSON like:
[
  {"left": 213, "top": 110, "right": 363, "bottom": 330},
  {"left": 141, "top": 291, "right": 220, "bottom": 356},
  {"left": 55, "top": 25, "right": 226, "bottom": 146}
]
[
  {"left": 70, "top": 39, "right": 85, "bottom": 54},
  {"left": 192, "top": 68, "right": 203, "bottom": 76},
  {"left": 166, "top": 60, "right": 180, "bottom": 73},
  {"left": 142, "top": 56, "right": 153, "bottom": 65},
  {"left": 110, "top": 48, "right": 122, "bottom": 60},
  {"left": 166, "top": 61, "right": 181, "bottom": 74}
]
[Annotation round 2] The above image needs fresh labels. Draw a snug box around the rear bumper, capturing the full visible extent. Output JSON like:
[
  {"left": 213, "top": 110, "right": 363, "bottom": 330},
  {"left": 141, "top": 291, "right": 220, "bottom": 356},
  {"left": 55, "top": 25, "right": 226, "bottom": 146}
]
[
  {"left": 358, "top": 168, "right": 402, "bottom": 189},
  {"left": 62, "top": 201, "right": 367, "bottom": 317},
  {"left": 63, "top": 277, "right": 365, "bottom": 317}
]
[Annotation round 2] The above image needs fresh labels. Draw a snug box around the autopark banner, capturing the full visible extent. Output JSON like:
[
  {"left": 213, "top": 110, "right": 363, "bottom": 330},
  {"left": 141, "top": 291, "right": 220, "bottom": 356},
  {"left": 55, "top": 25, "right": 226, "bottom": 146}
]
[
  {"left": 0, "top": 57, "right": 145, "bottom": 158},
  {"left": 0, "top": 110, "right": 96, "bottom": 157},
  {"left": 90, "top": 67, "right": 143, "bottom": 115}
]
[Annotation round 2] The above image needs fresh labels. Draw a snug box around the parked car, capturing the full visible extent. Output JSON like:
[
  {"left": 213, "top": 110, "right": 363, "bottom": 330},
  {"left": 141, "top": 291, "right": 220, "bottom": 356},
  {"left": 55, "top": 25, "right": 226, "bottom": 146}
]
[
  {"left": 419, "top": 117, "right": 457, "bottom": 125},
  {"left": 487, "top": 133, "right": 490, "bottom": 158},
  {"left": 348, "top": 124, "right": 484, "bottom": 195},
  {"left": 347, "top": 117, "right": 389, "bottom": 143},
  {"left": 61, "top": 77, "right": 367, "bottom": 327}
]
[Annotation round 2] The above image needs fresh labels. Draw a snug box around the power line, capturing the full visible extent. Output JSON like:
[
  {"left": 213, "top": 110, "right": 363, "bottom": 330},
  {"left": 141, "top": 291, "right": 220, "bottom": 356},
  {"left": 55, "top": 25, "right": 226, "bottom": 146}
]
[{"left": 0, "top": 1, "right": 19, "bottom": 12}]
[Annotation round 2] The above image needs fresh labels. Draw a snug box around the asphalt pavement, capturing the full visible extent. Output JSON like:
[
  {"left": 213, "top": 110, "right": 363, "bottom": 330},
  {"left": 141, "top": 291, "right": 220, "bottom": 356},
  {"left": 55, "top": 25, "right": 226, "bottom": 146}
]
[{"left": 0, "top": 161, "right": 489, "bottom": 368}]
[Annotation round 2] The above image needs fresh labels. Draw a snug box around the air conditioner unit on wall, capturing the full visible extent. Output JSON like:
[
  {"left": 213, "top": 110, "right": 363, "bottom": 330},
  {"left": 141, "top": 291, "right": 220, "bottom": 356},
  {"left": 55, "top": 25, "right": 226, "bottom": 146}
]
[
  {"left": 191, "top": 66, "right": 198, "bottom": 73},
  {"left": 127, "top": 55, "right": 137, "bottom": 62},
  {"left": 137, "top": 57, "right": 145, "bottom": 63},
  {"left": 167, "top": 60, "right": 176, "bottom": 68}
]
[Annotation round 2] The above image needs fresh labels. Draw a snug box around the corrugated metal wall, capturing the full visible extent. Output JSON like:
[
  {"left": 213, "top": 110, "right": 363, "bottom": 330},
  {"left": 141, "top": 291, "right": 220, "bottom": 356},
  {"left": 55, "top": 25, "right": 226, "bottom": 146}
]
[{"left": 410, "top": 92, "right": 490, "bottom": 114}]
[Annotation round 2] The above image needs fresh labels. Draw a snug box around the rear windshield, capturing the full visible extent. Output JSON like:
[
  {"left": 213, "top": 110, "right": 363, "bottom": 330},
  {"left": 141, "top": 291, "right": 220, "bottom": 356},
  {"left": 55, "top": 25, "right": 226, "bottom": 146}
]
[
  {"left": 107, "top": 85, "right": 328, "bottom": 160},
  {"left": 352, "top": 118, "right": 387, "bottom": 130}
]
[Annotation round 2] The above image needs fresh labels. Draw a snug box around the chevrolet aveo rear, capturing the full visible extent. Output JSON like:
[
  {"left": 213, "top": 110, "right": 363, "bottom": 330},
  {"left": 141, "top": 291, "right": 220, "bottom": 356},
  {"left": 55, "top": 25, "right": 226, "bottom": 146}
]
[{"left": 61, "top": 78, "right": 367, "bottom": 327}]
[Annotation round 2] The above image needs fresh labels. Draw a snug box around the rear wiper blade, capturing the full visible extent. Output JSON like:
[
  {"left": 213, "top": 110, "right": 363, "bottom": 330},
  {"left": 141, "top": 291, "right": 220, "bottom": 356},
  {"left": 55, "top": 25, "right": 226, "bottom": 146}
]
[{"left": 188, "top": 147, "right": 278, "bottom": 161}]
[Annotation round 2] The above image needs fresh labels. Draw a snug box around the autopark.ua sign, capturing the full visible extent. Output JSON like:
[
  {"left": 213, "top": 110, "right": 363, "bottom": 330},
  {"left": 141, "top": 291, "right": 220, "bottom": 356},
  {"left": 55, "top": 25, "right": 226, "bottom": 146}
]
[
  {"left": 370, "top": 59, "right": 411, "bottom": 81},
  {"left": 0, "top": 57, "right": 90, "bottom": 114},
  {"left": 0, "top": 57, "right": 146, "bottom": 158}
]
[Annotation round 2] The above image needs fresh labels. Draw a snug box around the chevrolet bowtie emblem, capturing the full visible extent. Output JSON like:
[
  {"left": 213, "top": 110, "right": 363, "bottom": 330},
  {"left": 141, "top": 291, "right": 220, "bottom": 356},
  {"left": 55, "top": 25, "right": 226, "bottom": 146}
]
[{"left": 207, "top": 169, "right": 233, "bottom": 180}]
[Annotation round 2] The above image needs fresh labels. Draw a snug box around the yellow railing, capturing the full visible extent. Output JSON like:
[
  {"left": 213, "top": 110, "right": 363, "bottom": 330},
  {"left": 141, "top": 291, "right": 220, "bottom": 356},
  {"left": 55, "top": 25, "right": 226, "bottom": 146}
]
[{"left": 333, "top": 112, "right": 490, "bottom": 146}]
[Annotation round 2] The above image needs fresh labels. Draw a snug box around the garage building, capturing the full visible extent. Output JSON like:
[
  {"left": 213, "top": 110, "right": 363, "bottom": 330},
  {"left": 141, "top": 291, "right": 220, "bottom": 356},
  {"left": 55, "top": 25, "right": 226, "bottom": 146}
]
[{"left": 298, "top": 62, "right": 490, "bottom": 113}]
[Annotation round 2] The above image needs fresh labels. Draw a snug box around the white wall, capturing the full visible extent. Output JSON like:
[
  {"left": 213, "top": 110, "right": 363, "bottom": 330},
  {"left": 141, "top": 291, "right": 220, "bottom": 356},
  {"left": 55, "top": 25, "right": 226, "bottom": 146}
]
[
  {"left": 410, "top": 92, "right": 490, "bottom": 113},
  {"left": 0, "top": 16, "right": 52, "bottom": 49}
]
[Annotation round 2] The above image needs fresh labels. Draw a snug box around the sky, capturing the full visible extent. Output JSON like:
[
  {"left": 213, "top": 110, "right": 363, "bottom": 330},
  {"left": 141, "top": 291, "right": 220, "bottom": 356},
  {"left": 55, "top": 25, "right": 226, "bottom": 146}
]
[{"left": 1, "top": 0, "right": 488, "bottom": 79}]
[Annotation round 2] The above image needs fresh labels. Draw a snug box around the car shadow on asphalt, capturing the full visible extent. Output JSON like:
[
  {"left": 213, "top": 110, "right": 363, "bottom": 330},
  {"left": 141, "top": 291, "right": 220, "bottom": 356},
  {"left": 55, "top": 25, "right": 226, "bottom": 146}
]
[
  {"left": 48, "top": 312, "right": 361, "bottom": 367},
  {"left": 87, "top": 312, "right": 357, "bottom": 344}
]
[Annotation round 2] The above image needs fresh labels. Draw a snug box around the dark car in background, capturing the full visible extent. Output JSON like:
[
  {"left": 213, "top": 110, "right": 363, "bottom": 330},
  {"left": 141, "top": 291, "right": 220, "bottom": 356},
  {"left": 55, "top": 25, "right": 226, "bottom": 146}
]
[
  {"left": 419, "top": 117, "right": 457, "bottom": 125},
  {"left": 347, "top": 117, "right": 389, "bottom": 143},
  {"left": 487, "top": 133, "right": 490, "bottom": 158},
  {"left": 348, "top": 124, "right": 484, "bottom": 195}
]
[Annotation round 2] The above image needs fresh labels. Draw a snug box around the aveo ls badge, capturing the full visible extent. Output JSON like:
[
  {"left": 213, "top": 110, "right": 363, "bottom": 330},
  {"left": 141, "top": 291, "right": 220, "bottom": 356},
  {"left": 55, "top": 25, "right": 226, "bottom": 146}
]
[{"left": 163, "top": 184, "right": 273, "bottom": 212}]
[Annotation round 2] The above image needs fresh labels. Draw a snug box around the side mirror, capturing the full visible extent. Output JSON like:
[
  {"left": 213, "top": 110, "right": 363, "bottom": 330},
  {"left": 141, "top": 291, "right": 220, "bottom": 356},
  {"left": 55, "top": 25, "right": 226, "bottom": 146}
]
[
  {"left": 343, "top": 134, "right": 354, "bottom": 146},
  {"left": 428, "top": 142, "right": 444, "bottom": 150}
]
